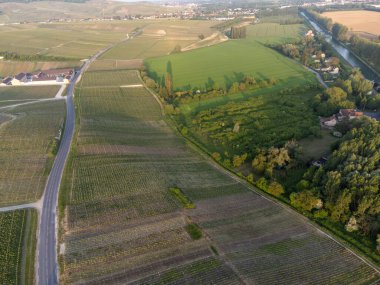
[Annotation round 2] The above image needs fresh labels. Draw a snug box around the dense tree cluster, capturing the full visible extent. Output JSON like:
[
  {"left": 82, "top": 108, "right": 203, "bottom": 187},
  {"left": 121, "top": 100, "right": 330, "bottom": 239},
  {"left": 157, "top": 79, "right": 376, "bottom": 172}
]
[
  {"left": 313, "top": 69, "right": 376, "bottom": 116},
  {"left": 300, "top": 119, "right": 380, "bottom": 240},
  {"left": 230, "top": 26, "right": 247, "bottom": 39},
  {"left": 252, "top": 147, "right": 291, "bottom": 178},
  {"left": 332, "top": 23, "right": 348, "bottom": 42},
  {"left": 312, "top": 86, "right": 355, "bottom": 116}
]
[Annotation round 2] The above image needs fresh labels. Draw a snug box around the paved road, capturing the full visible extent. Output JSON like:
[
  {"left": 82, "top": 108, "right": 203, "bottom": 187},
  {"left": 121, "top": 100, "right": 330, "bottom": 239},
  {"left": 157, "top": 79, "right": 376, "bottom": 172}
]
[
  {"left": 36, "top": 38, "right": 133, "bottom": 285},
  {"left": 306, "top": 66, "right": 328, "bottom": 88}
]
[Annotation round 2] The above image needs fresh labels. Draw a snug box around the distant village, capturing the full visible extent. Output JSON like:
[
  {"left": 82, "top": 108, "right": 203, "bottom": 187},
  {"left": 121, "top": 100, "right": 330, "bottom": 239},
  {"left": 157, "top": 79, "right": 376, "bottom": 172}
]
[{"left": 0, "top": 68, "right": 74, "bottom": 86}]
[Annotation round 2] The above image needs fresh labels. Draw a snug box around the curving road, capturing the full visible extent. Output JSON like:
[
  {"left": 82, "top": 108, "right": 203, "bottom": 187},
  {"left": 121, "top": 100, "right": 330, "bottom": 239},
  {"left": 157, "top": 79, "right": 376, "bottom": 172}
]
[{"left": 36, "top": 41, "right": 128, "bottom": 285}]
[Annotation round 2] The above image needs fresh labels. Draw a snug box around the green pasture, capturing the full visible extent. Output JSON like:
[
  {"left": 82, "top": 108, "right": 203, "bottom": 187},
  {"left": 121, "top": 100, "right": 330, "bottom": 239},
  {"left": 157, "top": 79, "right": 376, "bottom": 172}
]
[
  {"left": 246, "top": 23, "right": 305, "bottom": 44},
  {"left": 146, "top": 39, "right": 316, "bottom": 91}
]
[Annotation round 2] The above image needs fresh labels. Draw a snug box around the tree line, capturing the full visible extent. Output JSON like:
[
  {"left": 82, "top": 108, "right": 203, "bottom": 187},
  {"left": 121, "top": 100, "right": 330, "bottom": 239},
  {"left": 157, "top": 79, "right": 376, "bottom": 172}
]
[
  {"left": 0, "top": 51, "right": 74, "bottom": 62},
  {"left": 229, "top": 26, "right": 247, "bottom": 39}
]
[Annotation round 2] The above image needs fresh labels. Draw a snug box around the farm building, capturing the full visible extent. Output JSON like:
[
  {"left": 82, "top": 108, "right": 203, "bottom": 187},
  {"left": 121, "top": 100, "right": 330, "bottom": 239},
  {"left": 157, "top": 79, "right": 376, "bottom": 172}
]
[
  {"left": 321, "top": 115, "right": 337, "bottom": 127},
  {"left": 1, "top": 77, "right": 13, "bottom": 86},
  {"left": 11, "top": 73, "right": 28, "bottom": 85},
  {"left": 321, "top": 109, "right": 364, "bottom": 128},
  {"left": 32, "top": 68, "right": 74, "bottom": 83},
  {"left": 1, "top": 68, "right": 74, "bottom": 86},
  {"left": 305, "top": 30, "right": 314, "bottom": 37},
  {"left": 329, "top": 67, "right": 339, "bottom": 75},
  {"left": 337, "top": 109, "right": 363, "bottom": 121}
]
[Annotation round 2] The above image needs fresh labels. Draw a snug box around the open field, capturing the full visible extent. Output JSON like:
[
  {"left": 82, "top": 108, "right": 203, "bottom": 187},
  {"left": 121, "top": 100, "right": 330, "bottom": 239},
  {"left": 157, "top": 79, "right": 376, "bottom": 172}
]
[
  {"left": 178, "top": 85, "right": 321, "bottom": 155},
  {"left": 246, "top": 23, "right": 306, "bottom": 44},
  {"left": 59, "top": 69, "right": 380, "bottom": 284},
  {"left": 79, "top": 69, "right": 141, "bottom": 87},
  {"left": 298, "top": 129, "right": 338, "bottom": 161},
  {"left": 0, "top": 85, "right": 61, "bottom": 107},
  {"left": 0, "top": 60, "right": 80, "bottom": 77},
  {"left": 88, "top": 59, "right": 143, "bottom": 71},
  {"left": 100, "top": 20, "right": 217, "bottom": 60},
  {"left": 0, "top": 85, "right": 61, "bottom": 100},
  {"left": 0, "top": 1, "right": 182, "bottom": 23},
  {"left": 0, "top": 209, "right": 37, "bottom": 285},
  {"left": 0, "top": 99, "right": 65, "bottom": 205},
  {"left": 146, "top": 39, "right": 316, "bottom": 90},
  {"left": 0, "top": 21, "right": 142, "bottom": 59},
  {"left": 323, "top": 10, "right": 380, "bottom": 38}
]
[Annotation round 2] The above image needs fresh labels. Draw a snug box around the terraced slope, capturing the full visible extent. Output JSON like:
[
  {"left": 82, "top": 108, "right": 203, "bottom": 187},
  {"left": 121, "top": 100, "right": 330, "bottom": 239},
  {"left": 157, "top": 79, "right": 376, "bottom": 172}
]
[{"left": 60, "top": 69, "right": 380, "bottom": 284}]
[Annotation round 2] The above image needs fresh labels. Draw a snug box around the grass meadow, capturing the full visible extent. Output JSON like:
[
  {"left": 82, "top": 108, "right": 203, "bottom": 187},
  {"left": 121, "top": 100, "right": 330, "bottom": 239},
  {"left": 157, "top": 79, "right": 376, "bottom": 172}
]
[
  {"left": 146, "top": 39, "right": 315, "bottom": 91},
  {"left": 246, "top": 23, "right": 306, "bottom": 44},
  {"left": 0, "top": 99, "right": 65, "bottom": 205},
  {"left": 59, "top": 69, "right": 380, "bottom": 284}
]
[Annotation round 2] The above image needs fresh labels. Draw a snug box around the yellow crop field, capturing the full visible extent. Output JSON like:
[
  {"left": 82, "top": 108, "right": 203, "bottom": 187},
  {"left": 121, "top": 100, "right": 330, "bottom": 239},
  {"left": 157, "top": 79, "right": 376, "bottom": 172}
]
[{"left": 323, "top": 10, "right": 380, "bottom": 37}]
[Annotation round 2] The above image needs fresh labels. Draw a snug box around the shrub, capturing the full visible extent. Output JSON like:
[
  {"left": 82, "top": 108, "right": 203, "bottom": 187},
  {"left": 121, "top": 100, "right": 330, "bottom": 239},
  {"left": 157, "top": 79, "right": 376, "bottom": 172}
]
[
  {"left": 185, "top": 223, "right": 202, "bottom": 240},
  {"left": 267, "top": 181, "right": 285, "bottom": 197}
]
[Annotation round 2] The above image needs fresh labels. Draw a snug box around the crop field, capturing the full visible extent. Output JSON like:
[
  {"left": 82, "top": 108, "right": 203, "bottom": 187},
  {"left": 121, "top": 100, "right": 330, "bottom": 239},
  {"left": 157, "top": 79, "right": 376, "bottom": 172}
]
[
  {"left": 88, "top": 59, "right": 143, "bottom": 71},
  {"left": 59, "top": 69, "right": 380, "bottom": 284},
  {"left": 0, "top": 85, "right": 60, "bottom": 100},
  {"left": 0, "top": 99, "right": 65, "bottom": 205},
  {"left": 0, "top": 209, "right": 37, "bottom": 285},
  {"left": 79, "top": 69, "right": 141, "bottom": 87},
  {"left": 0, "top": 21, "right": 142, "bottom": 59},
  {"left": 100, "top": 20, "right": 216, "bottom": 60},
  {"left": 145, "top": 40, "right": 316, "bottom": 91},
  {"left": 0, "top": 60, "right": 80, "bottom": 77},
  {"left": 246, "top": 23, "right": 305, "bottom": 44},
  {"left": 323, "top": 10, "right": 380, "bottom": 37},
  {"left": 178, "top": 85, "right": 320, "bottom": 155}
]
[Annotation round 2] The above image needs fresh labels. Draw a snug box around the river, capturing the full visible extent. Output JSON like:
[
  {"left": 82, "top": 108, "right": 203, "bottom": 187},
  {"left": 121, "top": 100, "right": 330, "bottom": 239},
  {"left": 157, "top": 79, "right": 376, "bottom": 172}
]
[{"left": 300, "top": 12, "right": 380, "bottom": 82}]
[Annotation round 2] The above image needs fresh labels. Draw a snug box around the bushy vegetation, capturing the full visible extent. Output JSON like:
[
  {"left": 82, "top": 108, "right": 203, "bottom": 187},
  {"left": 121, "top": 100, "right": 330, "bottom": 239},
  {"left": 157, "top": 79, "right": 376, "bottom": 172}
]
[
  {"left": 177, "top": 85, "right": 320, "bottom": 164},
  {"left": 169, "top": 187, "right": 195, "bottom": 209},
  {"left": 185, "top": 223, "right": 202, "bottom": 240},
  {"left": 0, "top": 51, "right": 71, "bottom": 62}
]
